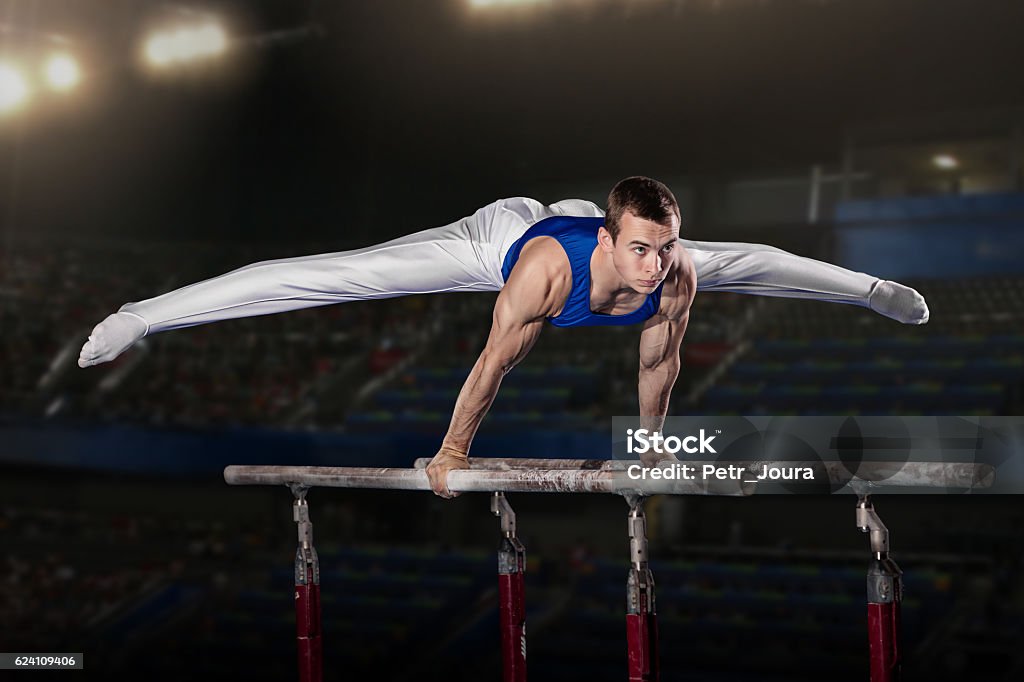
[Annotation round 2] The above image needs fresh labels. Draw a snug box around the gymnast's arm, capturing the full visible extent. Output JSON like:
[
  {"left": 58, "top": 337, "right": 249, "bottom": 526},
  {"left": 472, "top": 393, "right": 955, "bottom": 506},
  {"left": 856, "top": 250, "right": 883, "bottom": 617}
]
[
  {"left": 636, "top": 262, "right": 696, "bottom": 465},
  {"left": 424, "top": 250, "right": 565, "bottom": 498}
]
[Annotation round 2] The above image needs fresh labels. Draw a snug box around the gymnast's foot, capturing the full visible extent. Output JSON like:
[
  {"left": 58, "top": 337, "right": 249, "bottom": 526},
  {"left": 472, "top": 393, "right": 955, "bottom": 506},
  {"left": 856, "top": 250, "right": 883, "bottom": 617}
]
[
  {"left": 78, "top": 311, "right": 148, "bottom": 368},
  {"left": 868, "top": 280, "right": 930, "bottom": 325}
]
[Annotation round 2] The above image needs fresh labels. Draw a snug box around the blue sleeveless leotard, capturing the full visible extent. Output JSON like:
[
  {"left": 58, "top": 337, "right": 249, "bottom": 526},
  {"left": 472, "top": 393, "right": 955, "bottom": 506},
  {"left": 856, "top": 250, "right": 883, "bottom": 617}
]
[{"left": 500, "top": 216, "right": 664, "bottom": 328}]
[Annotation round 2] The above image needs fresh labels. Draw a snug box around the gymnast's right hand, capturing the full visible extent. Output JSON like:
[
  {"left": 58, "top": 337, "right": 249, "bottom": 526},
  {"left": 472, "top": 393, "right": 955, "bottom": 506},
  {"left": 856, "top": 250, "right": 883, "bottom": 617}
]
[
  {"left": 78, "top": 311, "right": 148, "bottom": 368},
  {"left": 425, "top": 445, "right": 471, "bottom": 499}
]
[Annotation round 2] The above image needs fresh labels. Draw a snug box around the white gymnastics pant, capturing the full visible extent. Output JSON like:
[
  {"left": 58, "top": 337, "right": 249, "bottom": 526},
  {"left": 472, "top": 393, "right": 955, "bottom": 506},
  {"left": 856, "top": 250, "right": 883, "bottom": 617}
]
[{"left": 120, "top": 197, "right": 883, "bottom": 335}]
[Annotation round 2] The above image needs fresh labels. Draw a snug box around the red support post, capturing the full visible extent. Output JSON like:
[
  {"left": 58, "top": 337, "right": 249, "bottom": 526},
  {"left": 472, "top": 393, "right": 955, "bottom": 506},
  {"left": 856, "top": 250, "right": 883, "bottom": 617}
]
[
  {"left": 293, "top": 487, "right": 323, "bottom": 682},
  {"left": 625, "top": 601, "right": 659, "bottom": 681},
  {"left": 296, "top": 565, "right": 322, "bottom": 682},
  {"left": 867, "top": 559, "right": 902, "bottom": 682},
  {"left": 493, "top": 492, "right": 527, "bottom": 682},
  {"left": 625, "top": 497, "right": 659, "bottom": 682},
  {"left": 858, "top": 495, "right": 902, "bottom": 682},
  {"left": 498, "top": 560, "right": 527, "bottom": 682}
]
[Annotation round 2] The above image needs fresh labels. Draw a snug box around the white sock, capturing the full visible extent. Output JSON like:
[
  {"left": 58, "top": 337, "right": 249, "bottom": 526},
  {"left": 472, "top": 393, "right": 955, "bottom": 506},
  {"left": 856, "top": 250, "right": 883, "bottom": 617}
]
[
  {"left": 78, "top": 312, "right": 149, "bottom": 368},
  {"left": 868, "top": 280, "right": 930, "bottom": 325}
]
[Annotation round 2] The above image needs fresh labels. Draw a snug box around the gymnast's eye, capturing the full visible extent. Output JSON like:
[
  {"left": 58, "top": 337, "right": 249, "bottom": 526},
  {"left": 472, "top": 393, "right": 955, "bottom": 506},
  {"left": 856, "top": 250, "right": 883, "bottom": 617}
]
[
  {"left": 633, "top": 247, "right": 646, "bottom": 255},
  {"left": 662, "top": 244, "right": 674, "bottom": 253}
]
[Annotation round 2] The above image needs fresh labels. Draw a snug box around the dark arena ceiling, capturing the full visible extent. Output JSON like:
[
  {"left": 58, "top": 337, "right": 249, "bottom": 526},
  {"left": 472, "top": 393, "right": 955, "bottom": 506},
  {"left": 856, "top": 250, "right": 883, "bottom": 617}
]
[{"left": 1, "top": 0, "right": 1022, "bottom": 240}]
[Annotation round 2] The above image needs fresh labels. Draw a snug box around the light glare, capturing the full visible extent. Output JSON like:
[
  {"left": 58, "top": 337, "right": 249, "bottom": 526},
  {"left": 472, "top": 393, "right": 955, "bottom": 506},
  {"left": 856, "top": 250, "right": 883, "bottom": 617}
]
[
  {"left": 470, "top": 0, "right": 548, "bottom": 7},
  {"left": 144, "top": 22, "right": 230, "bottom": 68},
  {"left": 932, "top": 154, "right": 958, "bottom": 170},
  {"left": 145, "top": 36, "right": 174, "bottom": 65},
  {"left": 195, "top": 25, "right": 228, "bottom": 55},
  {"left": 44, "top": 54, "right": 81, "bottom": 91},
  {"left": 171, "top": 28, "right": 201, "bottom": 60},
  {"left": 0, "top": 63, "right": 30, "bottom": 112}
]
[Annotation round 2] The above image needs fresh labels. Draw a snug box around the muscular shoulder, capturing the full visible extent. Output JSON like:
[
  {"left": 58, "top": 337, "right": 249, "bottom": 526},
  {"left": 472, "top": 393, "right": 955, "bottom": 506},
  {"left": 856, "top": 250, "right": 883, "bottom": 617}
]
[
  {"left": 500, "top": 237, "right": 573, "bottom": 320},
  {"left": 657, "top": 245, "right": 697, "bottom": 320}
]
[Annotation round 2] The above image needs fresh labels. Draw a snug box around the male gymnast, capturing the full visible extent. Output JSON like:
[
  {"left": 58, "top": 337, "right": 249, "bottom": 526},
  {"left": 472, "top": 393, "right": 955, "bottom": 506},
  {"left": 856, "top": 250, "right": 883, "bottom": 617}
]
[{"left": 77, "top": 177, "right": 929, "bottom": 498}]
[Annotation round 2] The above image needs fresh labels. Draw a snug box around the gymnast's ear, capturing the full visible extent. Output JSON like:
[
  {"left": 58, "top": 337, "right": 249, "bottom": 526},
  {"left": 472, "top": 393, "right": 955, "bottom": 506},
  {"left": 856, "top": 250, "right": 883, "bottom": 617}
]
[{"left": 597, "top": 225, "right": 616, "bottom": 251}]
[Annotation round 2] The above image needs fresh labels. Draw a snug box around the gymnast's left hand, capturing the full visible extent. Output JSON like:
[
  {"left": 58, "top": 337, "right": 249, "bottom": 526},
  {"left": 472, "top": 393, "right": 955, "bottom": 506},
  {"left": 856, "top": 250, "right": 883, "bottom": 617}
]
[{"left": 425, "top": 445, "right": 470, "bottom": 499}]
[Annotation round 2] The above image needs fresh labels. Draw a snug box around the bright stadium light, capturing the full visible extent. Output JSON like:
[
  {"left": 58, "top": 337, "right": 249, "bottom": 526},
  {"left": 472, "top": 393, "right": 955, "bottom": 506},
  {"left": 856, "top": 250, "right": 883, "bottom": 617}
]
[
  {"left": 143, "top": 22, "right": 229, "bottom": 68},
  {"left": 0, "top": 62, "right": 30, "bottom": 113},
  {"left": 43, "top": 53, "right": 81, "bottom": 91},
  {"left": 194, "top": 24, "right": 228, "bottom": 55},
  {"left": 469, "top": 0, "right": 549, "bottom": 7},
  {"left": 932, "top": 154, "right": 958, "bottom": 170},
  {"left": 145, "top": 34, "right": 175, "bottom": 66},
  {"left": 169, "top": 28, "right": 203, "bottom": 61}
]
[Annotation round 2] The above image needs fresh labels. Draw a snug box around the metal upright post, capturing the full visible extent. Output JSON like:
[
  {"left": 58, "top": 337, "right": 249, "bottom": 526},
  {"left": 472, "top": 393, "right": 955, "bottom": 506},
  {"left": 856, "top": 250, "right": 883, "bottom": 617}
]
[
  {"left": 625, "top": 495, "right": 659, "bottom": 682},
  {"left": 857, "top": 494, "right": 902, "bottom": 682},
  {"left": 492, "top": 492, "right": 527, "bottom": 682},
  {"left": 292, "top": 484, "right": 323, "bottom": 682}
]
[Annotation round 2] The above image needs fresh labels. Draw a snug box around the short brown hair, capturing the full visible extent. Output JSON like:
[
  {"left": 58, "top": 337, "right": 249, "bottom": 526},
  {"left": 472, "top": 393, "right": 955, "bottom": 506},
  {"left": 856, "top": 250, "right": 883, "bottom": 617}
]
[{"left": 605, "top": 176, "right": 680, "bottom": 242}]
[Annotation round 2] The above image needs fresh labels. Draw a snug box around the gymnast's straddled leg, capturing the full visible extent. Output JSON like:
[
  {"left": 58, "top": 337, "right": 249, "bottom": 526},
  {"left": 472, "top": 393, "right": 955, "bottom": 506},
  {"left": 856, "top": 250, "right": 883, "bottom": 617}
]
[{"left": 78, "top": 196, "right": 927, "bottom": 368}]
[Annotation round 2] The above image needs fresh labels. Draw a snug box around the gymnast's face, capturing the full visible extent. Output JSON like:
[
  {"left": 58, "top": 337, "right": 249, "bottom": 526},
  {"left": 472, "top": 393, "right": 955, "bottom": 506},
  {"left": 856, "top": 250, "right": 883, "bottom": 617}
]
[{"left": 600, "top": 211, "right": 680, "bottom": 293}]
